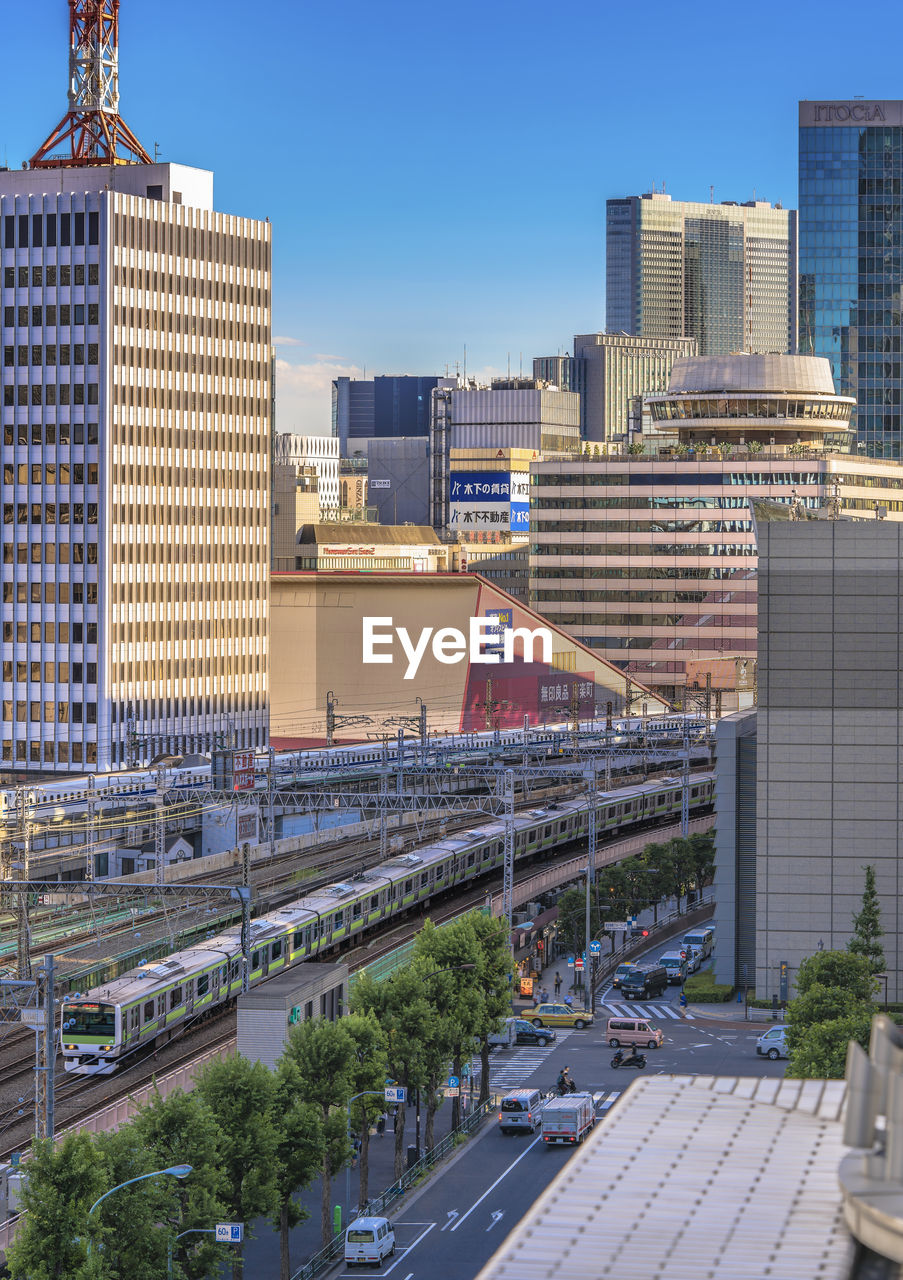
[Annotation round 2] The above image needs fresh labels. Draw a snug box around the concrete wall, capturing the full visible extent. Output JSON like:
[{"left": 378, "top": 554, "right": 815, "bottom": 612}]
[
  {"left": 756, "top": 519, "right": 903, "bottom": 1001},
  {"left": 713, "top": 708, "right": 757, "bottom": 988}
]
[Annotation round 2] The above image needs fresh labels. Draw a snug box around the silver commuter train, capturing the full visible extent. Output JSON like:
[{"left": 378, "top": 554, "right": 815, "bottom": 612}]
[{"left": 59, "top": 770, "right": 714, "bottom": 1074}]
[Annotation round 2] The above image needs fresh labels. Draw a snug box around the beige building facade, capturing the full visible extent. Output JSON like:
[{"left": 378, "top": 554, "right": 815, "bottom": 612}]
[{"left": 0, "top": 162, "right": 271, "bottom": 770}]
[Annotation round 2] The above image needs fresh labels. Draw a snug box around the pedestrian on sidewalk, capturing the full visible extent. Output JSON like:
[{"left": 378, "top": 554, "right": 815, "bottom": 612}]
[
  {"left": 554, "top": 971, "right": 562, "bottom": 997},
  {"left": 541, "top": 987, "right": 549, "bottom": 1003},
  {"left": 376, "top": 1112, "right": 387, "bottom": 1137}
]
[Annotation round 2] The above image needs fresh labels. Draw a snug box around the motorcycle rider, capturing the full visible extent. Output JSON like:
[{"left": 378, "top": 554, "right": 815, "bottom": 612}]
[{"left": 556, "top": 1065, "right": 577, "bottom": 1095}]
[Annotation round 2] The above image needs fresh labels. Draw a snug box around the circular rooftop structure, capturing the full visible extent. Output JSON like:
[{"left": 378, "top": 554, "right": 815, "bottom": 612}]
[{"left": 647, "top": 353, "right": 854, "bottom": 447}]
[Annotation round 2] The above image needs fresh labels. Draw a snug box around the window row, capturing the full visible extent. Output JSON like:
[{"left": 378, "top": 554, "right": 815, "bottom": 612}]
[
  {"left": 3, "top": 385, "right": 99, "bottom": 406},
  {"left": 2, "top": 211, "right": 98, "bottom": 248},
  {"left": 4, "top": 343, "right": 99, "bottom": 366},
  {"left": 4, "top": 463, "right": 98, "bottom": 485},
  {"left": 3, "top": 264, "right": 99, "bottom": 289},
  {"left": 2, "top": 581, "right": 96, "bottom": 603},
  {"left": 2, "top": 738, "right": 97, "bottom": 764},
  {"left": 3, "top": 700, "right": 97, "bottom": 723},
  {"left": 3, "top": 541, "right": 98, "bottom": 567},
  {"left": 3, "top": 503, "right": 98, "bottom": 525},
  {"left": 2, "top": 620, "right": 97, "bottom": 643},
  {"left": 3, "top": 660, "right": 94, "bottom": 683},
  {"left": 2, "top": 421, "right": 98, "bottom": 445}
]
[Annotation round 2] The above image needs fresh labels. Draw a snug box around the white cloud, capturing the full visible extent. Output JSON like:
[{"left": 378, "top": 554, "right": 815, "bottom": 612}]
[
  {"left": 275, "top": 357, "right": 363, "bottom": 435},
  {"left": 273, "top": 335, "right": 305, "bottom": 347}
]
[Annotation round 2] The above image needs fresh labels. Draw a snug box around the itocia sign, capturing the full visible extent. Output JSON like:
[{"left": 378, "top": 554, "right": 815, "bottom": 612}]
[{"left": 362, "top": 616, "right": 553, "bottom": 679}]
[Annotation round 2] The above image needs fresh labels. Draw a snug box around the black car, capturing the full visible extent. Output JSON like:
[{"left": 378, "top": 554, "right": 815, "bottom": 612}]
[
  {"left": 619, "top": 965, "right": 669, "bottom": 999},
  {"left": 513, "top": 1019, "right": 557, "bottom": 1046}
]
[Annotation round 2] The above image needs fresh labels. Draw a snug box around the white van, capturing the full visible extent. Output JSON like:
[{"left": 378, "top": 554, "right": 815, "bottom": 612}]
[
  {"left": 756, "top": 1026, "right": 788, "bottom": 1060},
  {"left": 682, "top": 926, "right": 714, "bottom": 959},
  {"left": 344, "top": 1216, "right": 396, "bottom": 1267}
]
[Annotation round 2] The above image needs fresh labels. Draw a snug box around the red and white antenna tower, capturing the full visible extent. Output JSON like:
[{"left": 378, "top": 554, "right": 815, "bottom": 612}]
[{"left": 29, "top": 0, "right": 151, "bottom": 169}]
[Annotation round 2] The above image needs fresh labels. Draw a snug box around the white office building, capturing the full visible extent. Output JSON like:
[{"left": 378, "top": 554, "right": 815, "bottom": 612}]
[
  {"left": 274, "top": 433, "right": 340, "bottom": 517},
  {"left": 0, "top": 161, "right": 271, "bottom": 771}
]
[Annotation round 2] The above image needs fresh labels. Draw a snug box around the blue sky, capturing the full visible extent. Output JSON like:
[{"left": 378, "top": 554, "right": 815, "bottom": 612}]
[{"left": 4, "top": 1, "right": 901, "bottom": 431}]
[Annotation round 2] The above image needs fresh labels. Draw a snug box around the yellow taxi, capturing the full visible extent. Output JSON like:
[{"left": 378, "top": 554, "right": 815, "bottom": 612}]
[{"left": 530, "top": 1003, "right": 594, "bottom": 1030}]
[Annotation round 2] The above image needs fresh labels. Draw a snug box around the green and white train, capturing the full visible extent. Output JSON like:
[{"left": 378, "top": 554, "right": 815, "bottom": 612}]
[{"left": 60, "top": 771, "right": 714, "bottom": 1074}]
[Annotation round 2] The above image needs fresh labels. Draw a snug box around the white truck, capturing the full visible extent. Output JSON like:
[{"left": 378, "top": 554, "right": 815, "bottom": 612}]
[
  {"left": 487, "top": 1017, "right": 517, "bottom": 1049},
  {"left": 541, "top": 1093, "right": 596, "bottom": 1145}
]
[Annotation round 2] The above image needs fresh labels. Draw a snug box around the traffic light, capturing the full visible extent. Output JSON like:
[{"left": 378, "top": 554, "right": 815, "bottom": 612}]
[
  {"left": 642, "top": 929, "right": 649, "bottom": 938},
  {"left": 536, "top": 939, "right": 544, "bottom": 954}
]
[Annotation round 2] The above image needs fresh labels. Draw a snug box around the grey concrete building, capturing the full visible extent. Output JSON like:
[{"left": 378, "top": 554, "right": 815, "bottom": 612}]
[
  {"left": 712, "top": 707, "right": 757, "bottom": 990},
  {"left": 754, "top": 503, "right": 903, "bottom": 1002}
]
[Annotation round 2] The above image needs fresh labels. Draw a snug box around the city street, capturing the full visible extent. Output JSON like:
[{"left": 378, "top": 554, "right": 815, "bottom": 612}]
[{"left": 348, "top": 991, "right": 786, "bottom": 1280}]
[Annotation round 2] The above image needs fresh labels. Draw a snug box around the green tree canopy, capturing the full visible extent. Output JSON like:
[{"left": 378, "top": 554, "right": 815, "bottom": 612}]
[
  {"left": 795, "top": 950, "right": 875, "bottom": 1002},
  {"left": 132, "top": 1086, "right": 230, "bottom": 1280},
  {"left": 5, "top": 1132, "right": 103, "bottom": 1280},
  {"left": 196, "top": 1053, "right": 282, "bottom": 1280},
  {"left": 786, "top": 1012, "right": 872, "bottom": 1079},
  {"left": 848, "top": 865, "right": 886, "bottom": 976}
]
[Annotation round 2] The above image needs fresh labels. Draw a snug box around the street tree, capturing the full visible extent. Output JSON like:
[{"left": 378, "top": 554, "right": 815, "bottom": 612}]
[
  {"left": 195, "top": 1052, "right": 282, "bottom": 1280},
  {"left": 467, "top": 912, "right": 514, "bottom": 1103},
  {"left": 343, "top": 1010, "right": 389, "bottom": 1209},
  {"left": 277, "top": 1015, "right": 356, "bottom": 1247},
  {"left": 848, "top": 865, "right": 886, "bottom": 976},
  {"left": 5, "top": 1132, "right": 103, "bottom": 1280},
  {"left": 795, "top": 949, "right": 875, "bottom": 1002},
  {"left": 787, "top": 1011, "right": 872, "bottom": 1079},
  {"left": 413, "top": 917, "right": 484, "bottom": 1128},
  {"left": 785, "top": 949, "right": 876, "bottom": 1077},
  {"left": 132, "top": 1085, "right": 230, "bottom": 1280},
  {"left": 269, "top": 1084, "right": 322, "bottom": 1280},
  {"left": 351, "top": 966, "right": 430, "bottom": 1180}
]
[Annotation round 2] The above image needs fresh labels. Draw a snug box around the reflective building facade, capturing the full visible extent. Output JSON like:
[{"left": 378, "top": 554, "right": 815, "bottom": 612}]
[
  {"left": 607, "top": 193, "right": 798, "bottom": 357},
  {"left": 799, "top": 100, "right": 903, "bottom": 457}
]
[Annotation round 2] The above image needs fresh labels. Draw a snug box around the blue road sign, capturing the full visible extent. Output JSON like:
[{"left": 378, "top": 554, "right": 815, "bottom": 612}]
[
  {"left": 566, "top": 953, "right": 575, "bottom": 967},
  {"left": 589, "top": 940, "right": 602, "bottom": 955},
  {"left": 448, "top": 1075, "right": 459, "bottom": 1089},
  {"left": 216, "top": 1224, "right": 243, "bottom": 1244}
]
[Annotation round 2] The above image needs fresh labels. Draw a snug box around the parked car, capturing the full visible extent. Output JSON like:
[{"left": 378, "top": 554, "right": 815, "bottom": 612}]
[{"left": 531, "top": 1002, "right": 593, "bottom": 1029}]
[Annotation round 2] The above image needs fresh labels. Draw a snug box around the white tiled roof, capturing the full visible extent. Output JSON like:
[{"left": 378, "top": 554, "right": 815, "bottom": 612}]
[{"left": 475, "top": 1075, "right": 855, "bottom": 1280}]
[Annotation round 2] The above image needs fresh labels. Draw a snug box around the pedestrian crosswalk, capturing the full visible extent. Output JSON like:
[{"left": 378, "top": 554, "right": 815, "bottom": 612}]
[
  {"left": 472, "top": 1032, "right": 573, "bottom": 1089},
  {"left": 598, "top": 1001, "right": 692, "bottom": 1021}
]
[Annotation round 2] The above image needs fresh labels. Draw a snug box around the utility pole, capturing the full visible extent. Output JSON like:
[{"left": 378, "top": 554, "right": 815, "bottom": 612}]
[
  {"left": 585, "top": 762, "right": 597, "bottom": 1007},
  {"left": 85, "top": 774, "right": 96, "bottom": 881},
  {"left": 266, "top": 746, "right": 276, "bottom": 859},
  {"left": 326, "top": 690, "right": 337, "bottom": 748},
  {"left": 17, "top": 789, "right": 32, "bottom": 979},
  {"left": 484, "top": 678, "right": 493, "bottom": 732},
  {"left": 237, "top": 886, "right": 252, "bottom": 994},
  {"left": 502, "top": 768, "right": 515, "bottom": 950},
  {"left": 35, "top": 953, "right": 55, "bottom": 1141},
  {"left": 379, "top": 769, "right": 388, "bottom": 861},
  {"left": 154, "top": 765, "right": 166, "bottom": 887},
  {"left": 417, "top": 697, "right": 428, "bottom": 765},
  {"left": 569, "top": 686, "right": 580, "bottom": 755},
  {"left": 681, "top": 720, "right": 690, "bottom": 837},
  {"left": 396, "top": 728, "right": 404, "bottom": 794}
]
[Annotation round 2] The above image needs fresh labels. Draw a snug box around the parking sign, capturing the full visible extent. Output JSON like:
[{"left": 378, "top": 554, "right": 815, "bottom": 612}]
[{"left": 215, "top": 1224, "right": 243, "bottom": 1244}]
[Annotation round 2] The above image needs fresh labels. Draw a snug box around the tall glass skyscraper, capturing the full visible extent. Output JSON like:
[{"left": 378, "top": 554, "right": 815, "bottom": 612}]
[
  {"left": 606, "top": 194, "right": 798, "bottom": 357},
  {"left": 799, "top": 100, "right": 903, "bottom": 456}
]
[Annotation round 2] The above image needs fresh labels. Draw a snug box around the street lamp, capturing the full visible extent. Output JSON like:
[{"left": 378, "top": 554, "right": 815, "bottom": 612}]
[
  {"left": 346, "top": 1090, "right": 387, "bottom": 1228},
  {"left": 87, "top": 1164, "right": 192, "bottom": 1256}
]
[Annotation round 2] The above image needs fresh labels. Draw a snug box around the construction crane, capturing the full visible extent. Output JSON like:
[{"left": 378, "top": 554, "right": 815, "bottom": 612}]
[{"left": 30, "top": 0, "right": 151, "bottom": 168}]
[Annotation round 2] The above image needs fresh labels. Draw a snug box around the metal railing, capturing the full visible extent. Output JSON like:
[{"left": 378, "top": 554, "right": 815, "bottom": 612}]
[{"left": 289, "top": 1098, "right": 495, "bottom": 1280}]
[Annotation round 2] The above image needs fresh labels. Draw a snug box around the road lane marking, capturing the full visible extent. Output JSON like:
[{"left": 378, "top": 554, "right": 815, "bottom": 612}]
[
  {"left": 487, "top": 1210, "right": 505, "bottom": 1231},
  {"left": 383, "top": 1223, "right": 436, "bottom": 1275},
  {"left": 450, "top": 1134, "right": 542, "bottom": 1231},
  {"left": 441, "top": 1210, "right": 459, "bottom": 1231}
]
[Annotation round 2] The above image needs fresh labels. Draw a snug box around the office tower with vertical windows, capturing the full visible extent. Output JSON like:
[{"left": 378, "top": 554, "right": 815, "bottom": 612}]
[
  {"left": 607, "top": 193, "right": 798, "bottom": 357},
  {"left": 0, "top": 162, "right": 271, "bottom": 772},
  {"left": 799, "top": 100, "right": 903, "bottom": 457}
]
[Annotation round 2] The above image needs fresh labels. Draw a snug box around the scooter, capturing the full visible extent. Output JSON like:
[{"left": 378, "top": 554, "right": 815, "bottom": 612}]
[
  {"left": 551, "top": 1078, "right": 579, "bottom": 1096},
  {"left": 610, "top": 1048, "right": 646, "bottom": 1070}
]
